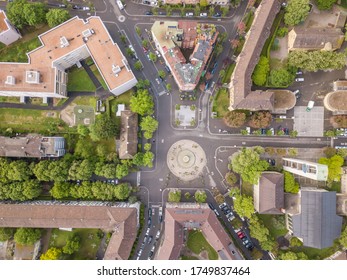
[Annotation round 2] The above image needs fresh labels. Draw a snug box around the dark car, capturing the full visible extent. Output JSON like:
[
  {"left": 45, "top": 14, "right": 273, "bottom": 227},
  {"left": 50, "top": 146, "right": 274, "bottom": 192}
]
[
  {"left": 159, "top": 11, "right": 166, "bottom": 15},
  {"left": 164, "top": 65, "right": 171, "bottom": 73},
  {"left": 147, "top": 235, "right": 153, "bottom": 244},
  {"left": 284, "top": 128, "right": 289, "bottom": 135},
  {"left": 145, "top": 11, "right": 153, "bottom": 15},
  {"left": 158, "top": 76, "right": 164, "bottom": 82},
  {"left": 208, "top": 203, "right": 215, "bottom": 210},
  {"left": 148, "top": 217, "right": 152, "bottom": 228},
  {"left": 73, "top": 5, "right": 82, "bottom": 9},
  {"left": 213, "top": 13, "right": 221, "bottom": 17},
  {"left": 261, "top": 128, "right": 266, "bottom": 135}
]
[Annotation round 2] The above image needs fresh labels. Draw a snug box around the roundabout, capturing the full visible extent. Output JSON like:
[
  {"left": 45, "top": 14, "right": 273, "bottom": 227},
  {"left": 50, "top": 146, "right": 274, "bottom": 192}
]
[{"left": 167, "top": 139, "right": 207, "bottom": 182}]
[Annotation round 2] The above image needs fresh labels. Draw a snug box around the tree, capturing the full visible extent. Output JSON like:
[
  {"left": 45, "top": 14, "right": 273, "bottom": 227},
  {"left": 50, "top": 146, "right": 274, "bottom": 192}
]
[
  {"left": 68, "top": 160, "right": 95, "bottom": 180},
  {"left": 69, "top": 181, "right": 93, "bottom": 199},
  {"left": 218, "top": 69, "right": 226, "bottom": 79},
  {"left": 225, "top": 172, "right": 238, "bottom": 186},
  {"left": 140, "top": 116, "right": 158, "bottom": 139},
  {"left": 130, "top": 89, "right": 154, "bottom": 116},
  {"left": 248, "top": 111, "right": 272, "bottom": 129},
  {"left": 125, "top": 47, "right": 134, "bottom": 57},
  {"left": 194, "top": 5, "right": 201, "bottom": 16},
  {"left": 237, "top": 22, "right": 246, "bottom": 35},
  {"left": 149, "top": 52, "right": 157, "bottom": 63},
  {"left": 283, "top": 171, "right": 299, "bottom": 193},
  {"left": 221, "top": 6, "right": 229, "bottom": 17},
  {"left": 251, "top": 56, "right": 269, "bottom": 86},
  {"left": 323, "top": 147, "right": 337, "bottom": 158},
  {"left": 200, "top": 0, "right": 208, "bottom": 7},
  {"left": 33, "top": 160, "right": 51, "bottom": 181},
  {"left": 94, "top": 162, "right": 117, "bottom": 178},
  {"left": 63, "top": 235, "right": 80, "bottom": 255},
  {"left": 337, "top": 148, "right": 347, "bottom": 158},
  {"left": 134, "top": 61, "right": 143, "bottom": 71},
  {"left": 120, "top": 34, "right": 126, "bottom": 44},
  {"left": 248, "top": 215, "right": 276, "bottom": 251},
  {"left": 77, "top": 124, "right": 89, "bottom": 137},
  {"left": 47, "top": 159, "right": 70, "bottom": 182},
  {"left": 233, "top": 194, "right": 254, "bottom": 219},
  {"left": 114, "top": 183, "right": 131, "bottom": 200},
  {"left": 0, "top": 228, "right": 15, "bottom": 242},
  {"left": 21, "top": 180, "right": 42, "bottom": 200},
  {"left": 46, "top": 8, "right": 70, "bottom": 28},
  {"left": 168, "top": 189, "right": 181, "bottom": 203},
  {"left": 132, "top": 152, "right": 144, "bottom": 166},
  {"left": 89, "top": 114, "right": 119, "bottom": 141},
  {"left": 230, "top": 39, "right": 240, "bottom": 49},
  {"left": 91, "top": 181, "right": 114, "bottom": 200},
  {"left": 50, "top": 181, "right": 72, "bottom": 199},
  {"left": 318, "top": 155, "right": 344, "bottom": 182},
  {"left": 166, "top": 83, "right": 172, "bottom": 92},
  {"left": 209, "top": 6, "right": 215, "bottom": 17},
  {"left": 136, "top": 79, "right": 150, "bottom": 90},
  {"left": 231, "top": 147, "right": 269, "bottom": 184},
  {"left": 23, "top": 2, "right": 46, "bottom": 26},
  {"left": 289, "top": 130, "right": 298, "bottom": 138},
  {"left": 277, "top": 27, "right": 289, "bottom": 38},
  {"left": 339, "top": 226, "right": 347, "bottom": 248},
  {"left": 6, "top": 0, "right": 28, "bottom": 28},
  {"left": 144, "top": 143, "right": 152, "bottom": 152},
  {"left": 284, "top": 0, "right": 310, "bottom": 26},
  {"left": 116, "top": 163, "right": 129, "bottom": 179},
  {"left": 142, "top": 39, "right": 149, "bottom": 48},
  {"left": 158, "top": 70, "right": 166, "bottom": 79},
  {"left": 74, "top": 138, "right": 96, "bottom": 159},
  {"left": 269, "top": 68, "right": 295, "bottom": 87},
  {"left": 315, "top": 0, "right": 336, "bottom": 10},
  {"left": 280, "top": 251, "right": 298, "bottom": 260},
  {"left": 135, "top": 26, "right": 141, "bottom": 36},
  {"left": 215, "top": 44, "right": 223, "bottom": 56},
  {"left": 194, "top": 190, "right": 207, "bottom": 203},
  {"left": 332, "top": 115, "right": 347, "bottom": 128},
  {"left": 7, "top": 160, "right": 33, "bottom": 181},
  {"left": 224, "top": 110, "right": 247, "bottom": 127},
  {"left": 14, "top": 228, "right": 41, "bottom": 245},
  {"left": 143, "top": 151, "right": 154, "bottom": 168},
  {"left": 290, "top": 237, "right": 303, "bottom": 247},
  {"left": 40, "top": 247, "right": 62, "bottom": 260}
]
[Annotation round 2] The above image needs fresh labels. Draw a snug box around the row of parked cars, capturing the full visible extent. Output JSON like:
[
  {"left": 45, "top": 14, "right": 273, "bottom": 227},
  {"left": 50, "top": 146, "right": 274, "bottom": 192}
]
[{"left": 236, "top": 229, "right": 253, "bottom": 250}]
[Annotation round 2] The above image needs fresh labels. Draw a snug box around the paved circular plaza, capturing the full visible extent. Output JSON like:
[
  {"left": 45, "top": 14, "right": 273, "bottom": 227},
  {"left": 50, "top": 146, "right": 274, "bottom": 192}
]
[{"left": 167, "top": 139, "right": 207, "bottom": 181}]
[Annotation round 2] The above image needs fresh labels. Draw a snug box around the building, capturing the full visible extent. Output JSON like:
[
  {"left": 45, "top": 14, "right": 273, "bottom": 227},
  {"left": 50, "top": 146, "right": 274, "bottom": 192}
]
[
  {"left": 163, "top": 0, "right": 229, "bottom": 5},
  {"left": 152, "top": 20, "right": 218, "bottom": 91},
  {"left": 0, "top": 10, "right": 21, "bottom": 46},
  {"left": 0, "top": 16, "right": 137, "bottom": 99},
  {"left": 287, "top": 27, "right": 344, "bottom": 52},
  {"left": 253, "top": 172, "right": 284, "bottom": 214},
  {"left": 118, "top": 110, "right": 138, "bottom": 160},
  {"left": 228, "top": 0, "right": 282, "bottom": 111},
  {"left": 282, "top": 158, "right": 328, "bottom": 181},
  {"left": 0, "top": 134, "right": 65, "bottom": 158},
  {"left": 287, "top": 189, "right": 342, "bottom": 249},
  {"left": 0, "top": 201, "right": 139, "bottom": 260},
  {"left": 156, "top": 203, "right": 237, "bottom": 260}
]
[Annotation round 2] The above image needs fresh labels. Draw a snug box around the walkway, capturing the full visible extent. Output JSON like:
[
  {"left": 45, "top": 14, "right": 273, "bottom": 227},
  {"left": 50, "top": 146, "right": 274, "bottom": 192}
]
[{"left": 80, "top": 60, "right": 103, "bottom": 90}]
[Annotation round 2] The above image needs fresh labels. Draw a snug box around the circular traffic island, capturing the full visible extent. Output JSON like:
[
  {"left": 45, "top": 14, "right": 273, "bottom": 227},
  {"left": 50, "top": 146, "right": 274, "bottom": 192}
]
[{"left": 167, "top": 140, "right": 207, "bottom": 182}]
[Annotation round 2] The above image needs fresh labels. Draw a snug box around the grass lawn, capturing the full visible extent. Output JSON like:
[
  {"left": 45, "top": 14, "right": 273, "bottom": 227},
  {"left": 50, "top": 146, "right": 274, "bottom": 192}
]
[
  {"left": 49, "top": 228, "right": 103, "bottom": 260},
  {"left": 187, "top": 230, "right": 218, "bottom": 260},
  {"left": 0, "top": 108, "right": 65, "bottom": 133},
  {"left": 90, "top": 64, "right": 108, "bottom": 90},
  {"left": 290, "top": 242, "right": 340, "bottom": 260},
  {"left": 67, "top": 67, "right": 96, "bottom": 92},
  {"left": 259, "top": 214, "right": 288, "bottom": 238},
  {"left": 109, "top": 90, "right": 133, "bottom": 109},
  {"left": 73, "top": 105, "right": 95, "bottom": 125},
  {"left": 181, "top": 256, "right": 199, "bottom": 260},
  {"left": 222, "top": 63, "right": 236, "bottom": 84},
  {"left": 212, "top": 88, "right": 229, "bottom": 118},
  {"left": 97, "top": 138, "right": 116, "bottom": 153},
  {"left": 73, "top": 95, "right": 98, "bottom": 107},
  {"left": 0, "top": 97, "right": 21, "bottom": 103},
  {"left": 241, "top": 181, "right": 253, "bottom": 197}
]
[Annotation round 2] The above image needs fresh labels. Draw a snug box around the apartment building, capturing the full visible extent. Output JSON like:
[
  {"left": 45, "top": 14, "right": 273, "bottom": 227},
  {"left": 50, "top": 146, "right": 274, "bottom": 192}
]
[
  {"left": 282, "top": 158, "right": 328, "bottom": 181},
  {"left": 151, "top": 20, "right": 218, "bottom": 91},
  {"left": 0, "top": 16, "right": 137, "bottom": 99},
  {"left": 0, "top": 10, "right": 21, "bottom": 46}
]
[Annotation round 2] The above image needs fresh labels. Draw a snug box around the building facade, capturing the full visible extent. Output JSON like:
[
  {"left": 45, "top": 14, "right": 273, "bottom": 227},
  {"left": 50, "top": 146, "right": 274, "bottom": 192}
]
[
  {"left": 0, "top": 16, "right": 137, "bottom": 99},
  {"left": 0, "top": 10, "right": 21, "bottom": 46},
  {"left": 282, "top": 158, "right": 328, "bottom": 181}
]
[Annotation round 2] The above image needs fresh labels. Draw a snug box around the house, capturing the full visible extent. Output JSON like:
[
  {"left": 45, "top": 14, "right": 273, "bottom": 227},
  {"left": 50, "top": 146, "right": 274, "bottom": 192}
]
[
  {"left": 0, "top": 134, "right": 65, "bottom": 158},
  {"left": 0, "top": 16, "right": 137, "bottom": 99},
  {"left": 287, "top": 27, "right": 344, "bottom": 52},
  {"left": 151, "top": 21, "right": 218, "bottom": 91},
  {"left": 228, "top": 0, "right": 282, "bottom": 111},
  {"left": 287, "top": 189, "right": 342, "bottom": 249},
  {"left": 118, "top": 110, "right": 138, "bottom": 160},
  {"left": 156, "top": 203, "right": 237, "bottom": 260},
  {"left": 0, "top": 10, "right": 21, "bottom": 46},
  {"left": 0, "top": 201, "right": 139, "bottom": 260},
  {"left": 254, "top": 172, "right": 284, "bottom": 214},
  {"left": 282, "top": 158, "right": 328, "bottom": 181}
]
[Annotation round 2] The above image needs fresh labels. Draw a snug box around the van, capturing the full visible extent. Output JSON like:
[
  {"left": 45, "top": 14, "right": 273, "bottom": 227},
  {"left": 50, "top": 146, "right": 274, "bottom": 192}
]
[
  {"left": 186, "top": 12, "right": 194, "bottom": 17},
  {"left": 306, "top": 101, "right": 315, "bottom": 112}
]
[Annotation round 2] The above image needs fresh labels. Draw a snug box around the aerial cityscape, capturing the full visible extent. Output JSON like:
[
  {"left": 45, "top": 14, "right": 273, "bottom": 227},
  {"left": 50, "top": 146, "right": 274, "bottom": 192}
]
[{"left": 0, "top": 0, "right": 347, "bottom": 262}]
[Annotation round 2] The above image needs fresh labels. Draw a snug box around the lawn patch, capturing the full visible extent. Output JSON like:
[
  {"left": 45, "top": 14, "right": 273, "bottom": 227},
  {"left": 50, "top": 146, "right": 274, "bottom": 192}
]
[
  {"left": 212, "top": 88, "right": 229, "bottom": 118},
  {"left": 90, "top": 64, "right": 108, "bottom": 90},
  {"left": 0, "top": 37, "right": 41, "bottom": 62},
  {"left": 67, "top": 67, "right": 96, "bottom": 92},
  {"left": 73, "top": 96, "right": 98, "bottom": 107},
  {"left": 0, "top": 97, "right": 21, "bottom": 103},
  {"left": 290, "top": 242, "right": 339, "bottom": 260},
  {"left": 222, "top": 63, "right": 236, "bottom": 84},
  {"left": 73, "top": 105, "right": 95, "bottom": 126},
  {"left": 187, "top": 230, "right": 218, "bottom": 260}
]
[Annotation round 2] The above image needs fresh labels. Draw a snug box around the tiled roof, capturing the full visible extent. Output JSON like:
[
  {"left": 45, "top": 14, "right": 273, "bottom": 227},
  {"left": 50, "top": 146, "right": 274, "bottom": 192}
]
[{"left": 118, "top": 110, "right": 138, "bottom": 160}]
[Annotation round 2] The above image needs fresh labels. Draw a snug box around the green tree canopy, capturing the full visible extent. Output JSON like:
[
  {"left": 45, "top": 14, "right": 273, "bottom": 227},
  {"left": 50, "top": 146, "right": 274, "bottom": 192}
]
[
  {"left": 149, "top": 52, "right": 157, "bottom": 62},
  {"left": 200, "top": 0, "right": 208, "bottom": 7},
  {"left": 33, "top": 160, "right": 51, "bottom": 181},
  {"left": 284, "top": 0, "right": 310, "bottom": 26},
  {"left": 168, "top": 189, "right": 181, "bottom": 203},
  {"left": 77, "top": 124, "right": 90, "bottom": 137},
  {"left": 143, "top": 151, "right": 154, "bottom": 168},
  {"left": 233, "top": 194, "right": 254, "bottom": 219},
  {"left": 225, "top": 171, "right": 238, "bottom": 186},
  {"left": 134, "top": 61, "right": 143, "bottom": 71},
  {"left": 63, "top": 235, "right": 80, "bottom": 255},
  {"left": 283, "top": 171, "right": 299, "bottom": 193},
  {"left": 132, "top": 152, "right": 144, "bottom": 166},
  {"left": 130, "top": 89, "right": 154, "bottom": 116},
  {"left": 231, "top": 147, "right": 269, "bottom": 184},
  {"left": 0, "top": 228, "right": 15, "bottom": 242},
  {"left": 46, "top": 8, "right": 70, "bottom": 27},
  {"left": 140, "top": 116, "right": 158, "bottom": 139},
  {"left": 194, "top": 190, "right": 207, "bottom": 203},
  {"left": 318, "top": 155, "right": 344, "bottom": 182},
  {"left": 339, "top": 226, "right": 347, "bottom": 247},
  {"left": 14, "top": 228, "right": 41, "bottom": 245},
  {"left": 280, "top": 251, "right": 298, "bottom": 260},
  {"left": 68, "top": 160, "right": 95, "bottom": 180},
  {"left": 94, "top": 162, "right": 117, "bottom": 178},
  {"left": 23, "top": 2, "right": 46, "bottom": 26},
  {"left": 114, "top": 183, "right": 131, "bottom": 200},
  {"left": 315, "top": 0, "right": 336, "bottom": 10},
  {"left": 249, "top": 215, "right": 276, "bottom": 251},
  {"left": 40, "top": 247, "right": 62, "bottom": 260},
  {"left": 116, "top": 163, "right": 129, "bottom": 179},
  {"left": 7, "top": 160, "right": 33, "bottom": 181},
  {"left": 289, "top": 236, "right": 303, "bottom": 247},
  {"left": 269, "top": 68, "right": 295, "bottom": 87},
  {"left": 50, "top": 181, "right": 72, "bottom": 199},
  {"left": 251, "top": 56, "right": 270, "bottom": 86},
  {"left": 136, "top": 79, "right": 150, "bottom": 90},
  {"left": 158, "top": 70, "right": 166, "bottom": 79},
  {"left": 6, "top": 0, "right": 28, "bottom": 28},
  {"left": 89, "top": 114, "right": 119, "bottom": 141}
]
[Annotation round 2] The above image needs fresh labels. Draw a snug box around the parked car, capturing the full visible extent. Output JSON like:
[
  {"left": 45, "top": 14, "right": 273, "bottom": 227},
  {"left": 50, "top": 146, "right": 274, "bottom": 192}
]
[
  {"left": 306, "top": 100, "right": 315, "bottom": 112},
  {"left": 155, "top": 78, "right": 160, "bottom": 84},
  {"left": 237, "top": 231, "right": 245, "bottom": 239},
  {"left": 208, "top": 203, "right": 215, "bottom": 210},
  {"left": 213, "top": 209, "right": 220, "bottom": 217},
  {"left": 158, "top": 76, "right": 164, "bottom": 82},
  {"left": 82, "top": 6, "right": 90, "bottom": 10},
  {"left": 148, "top": 208, "right": 152, "bottom": 218},
  {"left": 143, "top": 47, "right": 148, "bottom": 53},
  {"left": 226, "top": 212, "right": 235, "bottom": 221},
  {"left": 296, "top": 70, "right": 303, "bottom": 75},
  {"left": 164, "top": 65, "right": 171, "bottom": 73},
  {"left": 295, "top": 77, "right": 304, "bottom": 82},
  {"left": 284, "top": 128, "right": 289, "bottom": 135},
  {"left": 155, "top": 230, "right": 161, "bottom": 239},
  {"left": 200, "top": 13, "right": 208, "bottom": 17},
  {"left": 58, "top": 4, "right": 67, "bottom": 8},
  {"left": 186, "top": 12, "right": 194, "bottom": 17},
  {"left": 268, "top": 159, "right": 276, "bottom": 166},
  {"left": 159, "top": 11, "right": 166, "bottom": 15},
  {"left": 213, "top": 12, "right": 222, "bottom": 17},
  {"left": 155, "top": 50, "right": 161, "bottom": 57},
  {"left": 145, "top": 11, "right": 153, "bottom": 15},
  {"left": 261, "top": 128, "right": 266, "bottom": 135},
  {"left": 148, "top": 217, "right": 152, "bottom": 228}
]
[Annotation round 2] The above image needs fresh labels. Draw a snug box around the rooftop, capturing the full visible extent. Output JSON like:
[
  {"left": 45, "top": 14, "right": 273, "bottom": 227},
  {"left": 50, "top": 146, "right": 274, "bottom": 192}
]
[
  {"left": 0, "top": 10, "right": 8, "bottom": 33},
  {"left": 118, "top": 110, "right": 138, "bottom": 160},
  {"left": 0, "top": 16, "right": 135, "bottom": 96}
]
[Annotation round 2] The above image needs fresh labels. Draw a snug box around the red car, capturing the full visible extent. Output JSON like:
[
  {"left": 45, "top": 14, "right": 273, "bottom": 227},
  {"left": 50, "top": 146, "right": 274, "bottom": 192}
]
[
  {"left": 237, "top": 231, "right": 245, "bottom": 239},
  {"left": 143, "top": 47, "right": 148, "bottom": 53}
]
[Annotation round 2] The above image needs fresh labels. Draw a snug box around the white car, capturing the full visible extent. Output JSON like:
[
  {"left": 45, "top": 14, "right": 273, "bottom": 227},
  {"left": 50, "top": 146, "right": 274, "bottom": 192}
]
[
  {"left": 295, "top": 77, "right": 304, "bottom": 82},
  {"left": 155, "top": 230, "right": 161, "bottom": 239},
  {"left": 155, "top": 50, "right": 161, "bottom": 57},
  {"left": 82, "top": 7, "right": 90, "bottom": 10},
  {"left": 200, "top": 13, "right": 207, "bottom": 17}
]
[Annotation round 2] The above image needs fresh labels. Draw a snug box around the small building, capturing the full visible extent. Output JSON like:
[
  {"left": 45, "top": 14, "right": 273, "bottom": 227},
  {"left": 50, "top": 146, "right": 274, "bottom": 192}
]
[
  {"left": 0, "top": 10, "right": 21, "bottom": 46},
  {"left": 118, "top": 110, "right": 138, "bottom": 160},
  {"left": 287, "top": 27, "right": 344, "bottom": 52},
  {"left": 287, "top": 189, "right": 342, "bottom": 249},
  {"left": 254, "top": 172, "right": 284, "bottom": 214},
  {"left": 282, "top": 158, "right": 328, "bottom": 181},
  {"left": 0, "top": 134, "right": 65, "bottom": 158}
]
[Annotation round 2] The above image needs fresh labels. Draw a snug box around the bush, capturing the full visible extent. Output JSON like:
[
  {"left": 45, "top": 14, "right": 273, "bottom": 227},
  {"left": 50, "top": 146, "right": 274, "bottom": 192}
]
[
  {"left": 224, "top": 111, "right": 247, "bottom": 127},
  {"left": 168, "top": 189, "right": 181, "bottom": 202},
  {"left": 248, "top": 111, "right": 272, "bottom": 128},
  {"left": 276, "top": 27, "right": 288, "bottom": 38},
  {"left": 283, "top": 171, "right": 299, "bottom": 193},
  {"left": 251, "top": 56, "right": 270, "bottom": 86}
]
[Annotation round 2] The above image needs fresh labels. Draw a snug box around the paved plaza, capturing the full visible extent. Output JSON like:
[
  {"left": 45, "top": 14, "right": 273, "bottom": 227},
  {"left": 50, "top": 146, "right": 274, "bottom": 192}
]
[{"left": 293, "top": 106, "right": 324, "bottom": 137}]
